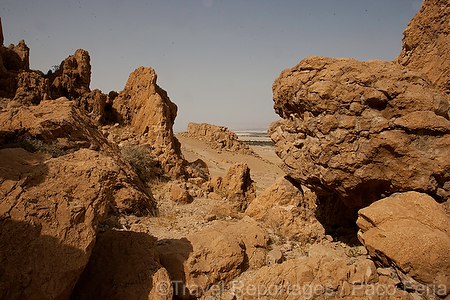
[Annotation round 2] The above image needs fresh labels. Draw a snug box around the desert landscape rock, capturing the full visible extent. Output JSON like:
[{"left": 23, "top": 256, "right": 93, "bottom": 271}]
[
  {"left": 246, "top": 176, "right": 325, "bottom": 244},
  {"left": 0, "top": 147, "right": 154, "bottom": 300},
  {"left": 207, "top": 162, "right": 256, "bottom": 211},
  {"left": 48, "top": 49, "right": 91, "bottom": 100},
  {"left": 71, "top": 229, "right": 172, "bottom": 300},
  {"left": 112, "top": 66, "right": 185, "bottom": 177},
  {"left": 183, "top": 122, "right": 256, "bottom": 155},
  {"left": 156, "top": 219, "right": 268, "bottom": 299},
  {"left": 269, "top": 56, "right": 450, "bottom": 209},
  {"left": 397, "top": 0, "right": 450, "bottom": 95},
  {"left": 1, "top": 0, "right": 450, "bottom": 299},
  {"left": 357, "top": 191, "right": 450, "bottom": 297}
]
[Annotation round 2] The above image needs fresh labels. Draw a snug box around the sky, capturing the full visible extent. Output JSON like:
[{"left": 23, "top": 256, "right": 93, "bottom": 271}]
[{"left": 2, "top": 0, "right": 422, "bottom": 132}]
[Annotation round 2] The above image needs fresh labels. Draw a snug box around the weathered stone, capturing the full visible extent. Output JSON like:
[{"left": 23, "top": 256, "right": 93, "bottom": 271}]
[
  {"left": 397, "top": 0, "right": 450, "bottom": 95},
  {"left": 76, "top": 89, "right": 107, "bottom": 123},
  {"left": 168, "top": 183, "right": 193, "bottom": 204},
  {"left": 357, "top": 191, "right": 450, "bottom": 296},
  {"left": 71, "top": 230, "right": 172, "bottom": 300},
  {"left": 112, "top": 66, "right": 185, "bottom": 178},
  {"left": 0, "top": 98, "right": 155, "bottom": 215},
  {"left": 208, "top": 163, "right": 256, "bottom": 211},
  {"left": 49, "top": 49, "right": 91, "bottom": 100},
  {"left": 157, "top": 219, "right": 268, "bottom": 299},
  {"left": 0, "top": 146, "right": 154, "bottom": 300},
  {"left": 269, "top": 55, "right": 450, "bottom": 208},
  {"left": 246, "top": 176, "right": 325, "bottom": 244},
  {"left": 184, "top": 122, "right": 256, "bottom": 155},
  {"left": 13, "top": 70, "right": 49, "bottom": 105}
]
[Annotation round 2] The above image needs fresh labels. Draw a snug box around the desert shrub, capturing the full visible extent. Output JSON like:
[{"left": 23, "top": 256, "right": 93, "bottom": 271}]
[
  {"left": 120, "top": 144, "right": 161, "bottom": 183},
  {"left": 1, "top": 136, "right": 71, "bottom": 158}
]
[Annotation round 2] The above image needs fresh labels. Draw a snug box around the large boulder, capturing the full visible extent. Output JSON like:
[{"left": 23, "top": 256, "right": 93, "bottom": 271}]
[
  {"left": 156, "top": 219, "right": 268, "bottom": 299},
  {"left": 71, "top": 230, "right": 173, "bottom": 300},
  {"left": 112, "top": 66, "right": 185, "bottom": 177},
  {"left": 0, "top": 98, "right": 155, "bottom": 215},
  {"left": 357, "top": 191, "right": 450, "bottom": 297},
  {"left": 269, "top": 55, "right": 450, "bottom": 208},
  {"left": 397, "top": 0, "right": 450, "bottom": 95},
  {"left": 0, "top": 147, "right": 154, "bottom": 300},
  {"left": 184, "top": 122, "right": 256, "bottom": 155},
  {"left": 246, "top": 176, "right": 325, "bottom": 244}
]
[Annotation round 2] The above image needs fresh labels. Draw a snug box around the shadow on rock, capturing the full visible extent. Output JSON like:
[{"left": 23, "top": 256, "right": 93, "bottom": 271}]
[
  {"left": 0, "top": 219, "right": 86, "bottom": 300},
  {"left": 156, "top": 238, "right": 194, "bottom": 300},
  {"left": 71, "top": 230, "right": 173, "bottom": 300}
]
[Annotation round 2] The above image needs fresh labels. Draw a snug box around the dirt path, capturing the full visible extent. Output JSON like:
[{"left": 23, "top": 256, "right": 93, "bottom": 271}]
[{"left": 176, "top": 134, "right": 284, "bottom": 194}]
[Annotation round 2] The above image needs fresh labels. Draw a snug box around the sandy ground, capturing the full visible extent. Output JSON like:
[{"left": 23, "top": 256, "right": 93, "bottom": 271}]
[{"left": 175, "top": 133, "right": 285, "bottom": 194}]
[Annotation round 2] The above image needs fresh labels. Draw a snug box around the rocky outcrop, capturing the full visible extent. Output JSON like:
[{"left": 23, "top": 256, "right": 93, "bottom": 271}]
[
  {"left": 0, "top": 98, "right": 155, "bottom": 214},
  {"left": 207, "top": 163, "right": 256, "bottom": 211},
  {"left": 76, "top": 89, "right": 106, "bottom": 123},
  {"left": 112, "top": 67, "right": 185, "bottom": 177},
  {"left": 183, "top": 122, "right": 256, "bottom": 155},
  {"left": 357, "top": 191, "right": 450, "bottom": 297},
  {"left": 269, "top": 55, "right": 450, "bottom": 208},
  {"left": 157, "top": 219, "right": 268, "bottom": 299},
  {"left": 13, "top": 70, "right": 50, "bottom": 105},
  {"left": 0, "top": 95, "right": 157, "bottom": 299},
  {"left": 229, "top": 244, "right": 411, "bottom": 300},
  {"left": 71, "top": 230, "right": 172, "bottom": 300},
  {"left": 397, "top": 0, "right": 450, "bottom": 95},
  {"left": 49, "top": 49, "right": 91, "bottom": 100},
  {"left": 246, "top": 176, "right": 325, "bottom": 244},
  {"left": 0, "top": 148, "right": 152, "bottom": 300}
]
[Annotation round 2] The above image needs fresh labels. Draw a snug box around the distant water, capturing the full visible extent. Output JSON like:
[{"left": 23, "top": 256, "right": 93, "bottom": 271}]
[{"left": 235, "top": 130, "right": 274, "bottom": 147}]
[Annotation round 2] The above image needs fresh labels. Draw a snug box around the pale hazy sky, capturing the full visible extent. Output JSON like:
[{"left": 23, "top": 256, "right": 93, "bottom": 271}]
[{"left": 2, "top": 0, "right": 422, "bottom": 132}]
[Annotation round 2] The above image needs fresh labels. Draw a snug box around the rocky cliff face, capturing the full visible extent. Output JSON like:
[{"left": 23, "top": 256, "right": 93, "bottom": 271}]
[{"left": 397, "top": 0, "right": 450, "bottom": 95}]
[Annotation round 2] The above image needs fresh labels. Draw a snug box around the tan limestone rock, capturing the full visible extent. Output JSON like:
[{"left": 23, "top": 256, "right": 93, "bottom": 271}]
[
  {"left": 184, "top": 122, "right": 256, "bottom": 155},
  {"left": 397, "top": 0, "right": 450, "bottom": 95},
  {"left": 208, "top": 163, "right": 256, "bottom": 211},
  {"left": 246, "top": 176, "right": 325, "bottom": 244},
  {"left": 269, "top": 55, "right": 450, "bottom": 208},
  {"left": 357, "top": 191, "right": 450, "bottom": 296},
  {"left": 0, "top": 147, "right": 154, "bottom": 300},
  {"left": 112, "top": 66, "right": 184, "bottom": 177},
  {"left": 49, "top": 49, "right": 91, "bottom": 100},
  {"left": 157, "top": 219, "right": 268, "bottom": 299}
]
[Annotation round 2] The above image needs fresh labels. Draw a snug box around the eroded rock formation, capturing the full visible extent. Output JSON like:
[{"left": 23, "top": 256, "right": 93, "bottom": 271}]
[
  {"left": 48, "top": 49, "right": 91, "bottom": 100},
  {"left": 0, "top": 97, "right": 157, "bottom": 299},
  {"left": 246, "top": 176, "right": 325, "bottom": 244},
  {"left": 207, "top": 163, "right": 256, "bottom": 211},
  {"left": 112, "top": 66, "right": 185, "bottom": 177},
  {"left": 269, "top": 56, "right": 450, "bottom": 208},
  {"left": 157, "top": 219, "right": 268, "bottom": 299},
  {"left": 71, "top": 230, "right": 173, "bottom": 300},
  {"left": 183, "top": 122, "right": 256, "bottom": 155},
  {"left": 397, "top": 0, "right": 450, "bottom": 95}
]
